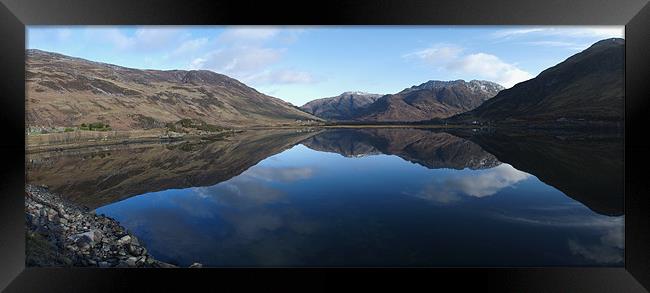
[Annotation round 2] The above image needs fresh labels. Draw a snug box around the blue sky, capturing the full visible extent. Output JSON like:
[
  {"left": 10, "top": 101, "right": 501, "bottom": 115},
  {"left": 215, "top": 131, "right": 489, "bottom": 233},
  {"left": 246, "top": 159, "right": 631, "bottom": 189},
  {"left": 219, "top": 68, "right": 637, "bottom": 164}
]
[{"left": 27, "top": 26, "right": 623, "bottom": 106}]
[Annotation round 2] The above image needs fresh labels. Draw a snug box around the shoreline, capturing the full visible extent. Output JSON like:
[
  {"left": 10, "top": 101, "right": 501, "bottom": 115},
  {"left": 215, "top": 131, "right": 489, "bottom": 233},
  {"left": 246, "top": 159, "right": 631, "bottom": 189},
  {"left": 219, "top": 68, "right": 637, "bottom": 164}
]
[
  {"left": 25, "top": 123, "right": 622, "bottom": 152},
  {"left": 25, "top": 129, "right": 242, "bottom": 153},
  {"left": 25, "top": 184, "right": 200, "bottom": 268}
]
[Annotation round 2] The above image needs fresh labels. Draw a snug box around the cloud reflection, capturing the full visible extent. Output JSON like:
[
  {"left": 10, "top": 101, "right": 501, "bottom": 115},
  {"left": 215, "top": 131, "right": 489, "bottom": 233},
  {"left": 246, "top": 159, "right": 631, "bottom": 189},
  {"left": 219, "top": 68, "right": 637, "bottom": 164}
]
[
  {"left": 186, "top": 164, "right": 318, "bottom": 246},
  {"left": 568, "top": 218, "right": 624, "bottom": 264},
  {"left": 246, "top": 166, "right": 314, "bottom": 182},
  {"left": 411, "top": 163, "right": 530, "bottom": 203},
  {"left": 494, "top": 209, "right": 624, "bottom": 265}
]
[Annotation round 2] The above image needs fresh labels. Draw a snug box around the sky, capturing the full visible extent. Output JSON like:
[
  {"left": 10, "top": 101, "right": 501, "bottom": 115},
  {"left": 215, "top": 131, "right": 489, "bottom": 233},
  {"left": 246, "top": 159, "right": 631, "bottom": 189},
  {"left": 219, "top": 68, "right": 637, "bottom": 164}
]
[{"left": 27, "top": 26, "right": 623, "bottom": 106}]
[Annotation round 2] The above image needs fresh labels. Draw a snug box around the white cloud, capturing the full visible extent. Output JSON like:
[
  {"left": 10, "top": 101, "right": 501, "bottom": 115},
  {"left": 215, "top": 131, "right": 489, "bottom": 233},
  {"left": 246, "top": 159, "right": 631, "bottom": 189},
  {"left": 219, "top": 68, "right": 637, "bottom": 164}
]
[
  {"left": 188, "top": 28, "right": 317, "bottom": 86},
  {"left": 218, "top": 27, "right": 280, "bottom": 43},
  {"left": 402, "top": 44, "right": 463, "bottom": 63},
  {"left": 448, "top": 53, "right": 534, "bottom": 88},
  {"left": 56, "top": 29, "right": 72, "bottom": 41},
  {"left": 404, "top": 45, "right": 533, "bottom": 88},
  {"left": 191, "top": 46, "right": 285, "bottom": 75},
  {"left": 491, "top": 28, "right": 547, "bottom": 39},
  {"left": 172, "top": 37, "right": 209, "bottom": 55},
  {"left": 410, "top": 164, "right": 531, "bottom": 204},
  {"left": 246, "top": 166, "right": 314, "bottom": 182},
  {"left": 568, "top": 221, "right": 624, "bottom": 264},
  {"left": 491, "top": 27, "right": 624, "bottom": 40},
  {"left": 522, "top": 41, "right": 589, "bottom": 50},
  {"left": 445, "top": 163, "right": 530, "bottom": 197},
  {"left": 245, "top": 69, "right": 317, "bottom": 85},
  {"left": 133, "top": 28, "right": 183, "bottom": 49},
  {"left": 99, "top": 28, "right": 135, "bottom": 50},
  {"left": 86, "top": 27, "right": 186, "bottom": 52}
]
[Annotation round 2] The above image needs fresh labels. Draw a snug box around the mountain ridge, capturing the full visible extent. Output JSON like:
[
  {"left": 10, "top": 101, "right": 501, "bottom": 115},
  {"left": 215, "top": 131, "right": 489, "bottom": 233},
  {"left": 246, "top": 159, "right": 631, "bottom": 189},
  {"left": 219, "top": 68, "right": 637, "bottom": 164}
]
[
  {"left": 449, "top": 38, "right": 624, "bottom": 124},
  {"left": 26, "top": 49, "right": 321, "bottom": 130},
  {"left": 352, "top": 79, "right": 504, "bottom": 122},
  {"left": 301, "top": 79, "right": 504, "bottom": 122},
  {"left": 300, "top": 91, "right": 383, "bottom": 120}
]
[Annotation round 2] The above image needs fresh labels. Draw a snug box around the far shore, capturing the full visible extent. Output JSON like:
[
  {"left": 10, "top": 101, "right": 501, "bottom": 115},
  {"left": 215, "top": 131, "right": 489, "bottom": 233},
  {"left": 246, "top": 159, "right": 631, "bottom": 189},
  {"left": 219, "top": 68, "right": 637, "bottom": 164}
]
[
  {"left": 26, "top": 121, "right": 622, "bottom": 152},
  {"left": 25, "top": 124, "right": 477, "bottom": 151}
]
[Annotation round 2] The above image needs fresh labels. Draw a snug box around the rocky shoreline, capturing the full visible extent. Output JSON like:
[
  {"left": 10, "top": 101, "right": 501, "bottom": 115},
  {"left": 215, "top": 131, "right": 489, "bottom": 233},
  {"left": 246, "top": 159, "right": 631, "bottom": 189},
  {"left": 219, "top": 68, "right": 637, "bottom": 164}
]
[{"left": 25, "top": 184, "right": 201, "bottom": 268}]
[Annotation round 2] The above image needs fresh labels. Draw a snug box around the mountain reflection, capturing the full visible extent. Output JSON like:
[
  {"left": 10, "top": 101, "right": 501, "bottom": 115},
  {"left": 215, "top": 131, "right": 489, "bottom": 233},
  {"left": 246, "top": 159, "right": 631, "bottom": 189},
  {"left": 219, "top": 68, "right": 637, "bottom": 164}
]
[
  {"left": 448, "top": 129, "right": 624, "bottom": 216},
  {"left": 27, "top": 129, "right": 319, "bottom": 208},
  {"left": 302, "top": 128, "right": 500, "bottom": 170},
  {"left": 27, "top": 127, "right": 624, "bottom": 266},
  {"left": 27, "top": 127, "right": 623, "bottom": 217}
]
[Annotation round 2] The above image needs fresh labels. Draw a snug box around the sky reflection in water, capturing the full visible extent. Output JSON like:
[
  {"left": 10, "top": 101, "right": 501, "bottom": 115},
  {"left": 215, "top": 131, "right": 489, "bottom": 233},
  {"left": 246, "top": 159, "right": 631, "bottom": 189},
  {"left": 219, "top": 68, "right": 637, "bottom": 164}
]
[{"left": 96, "top": 143, "right": 623, "bottom": 267}]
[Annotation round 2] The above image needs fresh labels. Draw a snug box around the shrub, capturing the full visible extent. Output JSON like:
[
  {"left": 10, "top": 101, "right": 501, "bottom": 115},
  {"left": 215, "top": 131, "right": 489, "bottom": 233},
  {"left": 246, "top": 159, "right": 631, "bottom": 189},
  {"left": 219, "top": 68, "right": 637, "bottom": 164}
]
[
  {"left": 89, "top": 122, "right": 105, "bottom": 130},
  {"left": 80, "top": 122, "right": 111, "bottom": 131},
  {"left": 64, "top": 127, "right": 74, "bottom": 132}
]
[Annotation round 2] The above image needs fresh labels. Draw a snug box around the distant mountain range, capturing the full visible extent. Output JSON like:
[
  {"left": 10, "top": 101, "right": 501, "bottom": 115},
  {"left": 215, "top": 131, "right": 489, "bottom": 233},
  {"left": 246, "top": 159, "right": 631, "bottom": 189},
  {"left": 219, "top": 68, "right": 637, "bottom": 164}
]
[
  {"left": 301, "top": 91, "right": 382, "bottom": 120},
  {"left": 26, "top": 49, "right": 320, "bottom": 130},
  {"left": 301, "top": 80, "right": 503, "bottom": 122},
  {"left": 450, "top": 38, "right": 624, "bottom": 124},
  {"left": 302, "top": 38, "right": 623, "bottom": 125}
]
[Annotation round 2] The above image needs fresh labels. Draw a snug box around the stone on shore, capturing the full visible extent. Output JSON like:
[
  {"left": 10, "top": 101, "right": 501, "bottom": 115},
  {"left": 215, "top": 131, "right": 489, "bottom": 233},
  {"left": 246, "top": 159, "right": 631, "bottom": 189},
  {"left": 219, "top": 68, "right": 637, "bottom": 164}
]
[{"left": 25, "top": 184, "right": 178, "bottom": 268}]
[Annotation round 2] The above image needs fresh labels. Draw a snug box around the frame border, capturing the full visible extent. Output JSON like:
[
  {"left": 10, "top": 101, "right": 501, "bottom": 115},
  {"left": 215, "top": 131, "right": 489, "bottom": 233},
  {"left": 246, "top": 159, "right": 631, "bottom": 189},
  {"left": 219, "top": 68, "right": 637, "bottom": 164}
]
[{"left": 0, "top": 0, "right": 648, "bottom": 291}]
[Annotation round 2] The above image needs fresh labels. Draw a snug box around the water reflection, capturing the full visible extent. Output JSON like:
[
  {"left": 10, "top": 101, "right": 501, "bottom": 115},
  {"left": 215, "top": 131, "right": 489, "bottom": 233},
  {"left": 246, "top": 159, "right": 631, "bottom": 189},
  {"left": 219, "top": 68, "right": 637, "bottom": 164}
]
[
  {"left": 26, "top": 128, "right": 624, "bottom": 267},
  {"left": 409, "top": 163, "right": 530, "bottom": 204}
]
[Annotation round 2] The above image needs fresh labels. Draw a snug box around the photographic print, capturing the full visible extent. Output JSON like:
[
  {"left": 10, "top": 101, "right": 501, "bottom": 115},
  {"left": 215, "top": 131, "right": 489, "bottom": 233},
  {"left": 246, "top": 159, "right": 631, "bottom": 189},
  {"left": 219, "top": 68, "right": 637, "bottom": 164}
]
[{"left": 24, "top": 26, "right": 624, "bottom": 268}]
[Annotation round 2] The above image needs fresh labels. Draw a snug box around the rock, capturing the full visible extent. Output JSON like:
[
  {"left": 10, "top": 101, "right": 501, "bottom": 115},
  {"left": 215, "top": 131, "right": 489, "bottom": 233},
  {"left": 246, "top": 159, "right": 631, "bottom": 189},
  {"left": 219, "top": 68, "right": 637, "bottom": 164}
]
[
  {"left": 25, "top": 184, "right": 169, "bottom": 268},
  {"left": 69, "top": 231, "right": 97, "bottom": 243},
  {"left": 126, "top": 257, "right": 137, "bottom": 267},
  {"left": 153, "top": 261, "right": 177, "bottom": 268},
  {"left": 189, "top": 262, "right": 203, "bottom": 268},
  {"left": 117, "top": 235, "right": 131, "bottom": 245},
  {"left": 128, "top": 244, "right": 143, "bottom": 256},
  {"left": 77, "top": 239, "right": 91, "bottom": 251},
  {"left": 136, "top": 256, "right": 146, "bottom": 266},
  {"left": 92, "top": 230, "right": 103, "bottom": 243}
]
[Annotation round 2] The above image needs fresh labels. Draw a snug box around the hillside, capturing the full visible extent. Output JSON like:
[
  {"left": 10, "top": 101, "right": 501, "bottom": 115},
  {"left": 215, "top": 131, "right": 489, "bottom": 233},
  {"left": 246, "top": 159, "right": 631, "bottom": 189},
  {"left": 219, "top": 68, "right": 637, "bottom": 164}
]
[
  {"left": 300, "top": 91, "right": 382, "bottom": 120},
  {"left": 26, "top": 49, "right": 320, "bottom": 130},
  {"left": 450, "top": 38, "right": 624, "bottom": 124},
  {"left": 352, "top": 80, "right": 503, "bottom": 122}
]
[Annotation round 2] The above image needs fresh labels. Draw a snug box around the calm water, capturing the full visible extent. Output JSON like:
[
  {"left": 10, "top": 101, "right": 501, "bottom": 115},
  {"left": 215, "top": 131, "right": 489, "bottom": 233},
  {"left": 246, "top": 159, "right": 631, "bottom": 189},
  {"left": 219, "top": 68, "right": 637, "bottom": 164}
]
[{"left": 27, "top": 128, "right": 624, "bottom": 267}]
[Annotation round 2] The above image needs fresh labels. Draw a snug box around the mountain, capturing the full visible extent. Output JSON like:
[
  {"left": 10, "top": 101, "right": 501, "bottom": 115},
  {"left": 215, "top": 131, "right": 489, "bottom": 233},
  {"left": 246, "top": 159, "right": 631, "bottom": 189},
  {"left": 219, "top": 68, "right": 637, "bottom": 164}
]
[
  {"left": 26, "top": 49, "right": 320, "bottom": 130},
  {"left": 300, "top": 91, "right": 382, "bottom": 120},
  {"left": 450, "top": 38, "right": 624, "bottom": 124},
  {"left": 352, "top": 80, "right": 504, "bottom": 122},
  {"left": 301, "top": 128, "right": 500, "bottom": 170},
  {"left": 27, "top": 129, "right": 319, "bottom": 208}
]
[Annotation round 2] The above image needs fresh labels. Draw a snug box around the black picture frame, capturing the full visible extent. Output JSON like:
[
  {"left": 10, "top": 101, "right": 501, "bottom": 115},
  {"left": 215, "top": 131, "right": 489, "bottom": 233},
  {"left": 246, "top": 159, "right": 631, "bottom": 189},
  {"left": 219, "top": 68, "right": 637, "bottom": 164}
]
[{"left": 1, "top": 0, "right": 649, "bottom": 291}]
